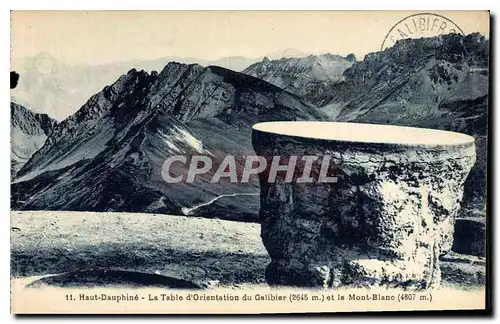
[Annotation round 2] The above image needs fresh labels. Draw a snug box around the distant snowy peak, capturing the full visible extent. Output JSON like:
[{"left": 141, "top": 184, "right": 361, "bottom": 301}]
[
  {"left": 264, "top": 48, "right": 310, "bottom": 59},
  {"left": 16, "top": 52, "right": 67, "bottom": 74}
]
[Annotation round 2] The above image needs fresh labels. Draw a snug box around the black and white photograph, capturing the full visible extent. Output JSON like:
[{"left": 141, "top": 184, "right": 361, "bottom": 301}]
[{"left": 8, "top": 10, "right": 490, "bottom": 314}]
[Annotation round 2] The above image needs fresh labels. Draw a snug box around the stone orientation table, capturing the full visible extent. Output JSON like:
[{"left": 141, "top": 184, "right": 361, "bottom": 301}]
[{"left": 252, "top": 121, "right": 476, "bottom": 289}]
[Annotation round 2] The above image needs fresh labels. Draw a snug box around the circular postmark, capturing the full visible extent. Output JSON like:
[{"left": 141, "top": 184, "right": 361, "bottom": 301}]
[{"left": 381, "top": 13, "right": 464, "bottom": 51}]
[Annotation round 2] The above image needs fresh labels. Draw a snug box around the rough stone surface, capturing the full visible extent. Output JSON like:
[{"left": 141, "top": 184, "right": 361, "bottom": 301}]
[{"left": 252, "top": 126, "right": 476, "bottom": 289}]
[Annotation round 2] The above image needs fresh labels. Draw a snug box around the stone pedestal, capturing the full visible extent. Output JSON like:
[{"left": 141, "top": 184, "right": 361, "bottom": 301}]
[{"left": 252, "top": 122, "right": 476, "bottom": 289}]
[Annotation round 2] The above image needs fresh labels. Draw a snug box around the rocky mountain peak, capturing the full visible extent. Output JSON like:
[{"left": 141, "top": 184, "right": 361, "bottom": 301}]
[
  {"left": 12, "top": 59, "right": 326, "bottom": 217},
  {"left": 243, "top": 53, "right": 355, "bottom": 107},
  {"left": 352, "top": 33, "right": 489, "bottom": 83}
]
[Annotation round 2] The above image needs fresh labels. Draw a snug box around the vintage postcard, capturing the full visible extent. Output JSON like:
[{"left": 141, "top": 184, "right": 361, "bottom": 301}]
[{"left": 10, "top": 10, "right": 490, "bottom": 314}]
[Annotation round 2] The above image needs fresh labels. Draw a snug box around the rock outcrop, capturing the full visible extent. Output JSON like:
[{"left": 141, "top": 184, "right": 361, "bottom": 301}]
[
  {"left": 10, "top": 102, "right": 57, "bottom": 177},
  {"left": 252, "top": 121, "right": 476, "bottom": 289}
]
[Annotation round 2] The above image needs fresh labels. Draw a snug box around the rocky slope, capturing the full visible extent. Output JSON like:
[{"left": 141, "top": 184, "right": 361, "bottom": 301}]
[
  {"left": 11, "top": 63, "right": 327, "bottom": 221},
  {"left": 11, "top": 102, "right": 57, "bottom": 176},
  {"left": 243, "top": 54, "right": 355, "bottom": 113},
  {"left": 326, "top": 33, "right": 489, "bottom": 217}
]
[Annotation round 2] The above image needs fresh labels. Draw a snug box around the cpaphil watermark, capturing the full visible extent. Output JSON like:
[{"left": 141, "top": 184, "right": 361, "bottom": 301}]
[
  {"left": 161, "top": 155, "right": 341, "bottom": 184},
  {"left": 381, "top": 13, "right": 464, "bottom": 51}
]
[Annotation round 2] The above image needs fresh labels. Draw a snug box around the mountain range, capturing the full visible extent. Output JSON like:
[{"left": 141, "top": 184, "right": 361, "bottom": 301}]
[
  {"left": 11, "top": 33, "right": 489, "bottom": 221},
  {"left": 10, "top": 49, "right": 314, "bottom": 121},
  {"left": 11, "top": 63, "right": 326, "bottom": 221}
]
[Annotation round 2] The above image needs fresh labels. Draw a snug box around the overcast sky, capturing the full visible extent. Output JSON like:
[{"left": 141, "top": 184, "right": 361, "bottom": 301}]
[{"left": 11, "top": 11, "right": 490, "bottom": 66}]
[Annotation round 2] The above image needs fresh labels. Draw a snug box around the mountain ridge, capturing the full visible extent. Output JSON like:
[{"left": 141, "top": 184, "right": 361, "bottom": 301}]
[
  {"left": 12, "top": 62, "right": 327, "bottom": 221},
  {"left": 243, "top": 54, "right": 355, "bottom": 110},
  {"left": 11, "top": 49, "right": 319, "bottom": 120}
]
